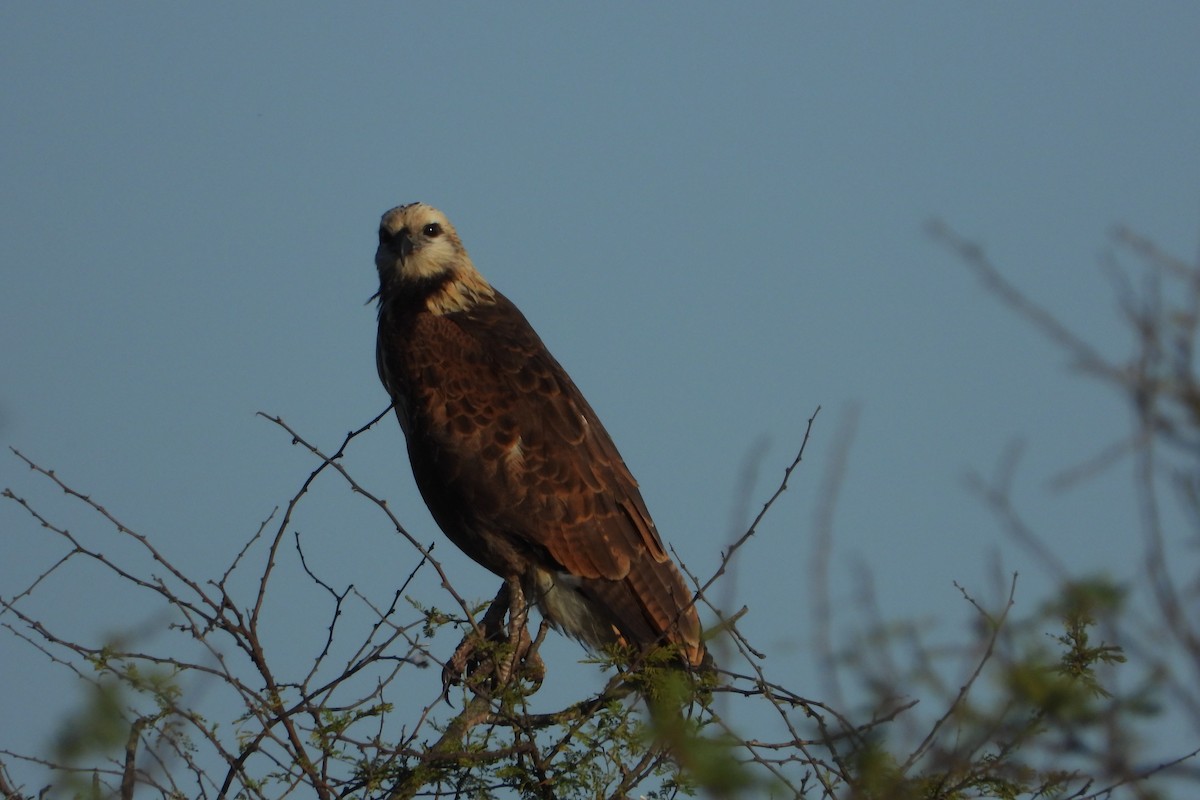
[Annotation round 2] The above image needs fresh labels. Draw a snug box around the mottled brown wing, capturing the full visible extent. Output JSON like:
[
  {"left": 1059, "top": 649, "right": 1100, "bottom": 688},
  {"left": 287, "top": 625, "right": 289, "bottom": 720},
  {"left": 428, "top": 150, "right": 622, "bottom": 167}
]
[{"left": 388, "top": 292, "right": 699, "bottom": 656}]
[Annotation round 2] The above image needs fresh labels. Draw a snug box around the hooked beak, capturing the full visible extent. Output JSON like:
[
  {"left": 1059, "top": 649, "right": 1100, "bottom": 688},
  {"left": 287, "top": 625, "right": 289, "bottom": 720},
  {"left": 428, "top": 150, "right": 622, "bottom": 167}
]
[{"left": 397, "top": 230, "right": 414, "bottom": 261}]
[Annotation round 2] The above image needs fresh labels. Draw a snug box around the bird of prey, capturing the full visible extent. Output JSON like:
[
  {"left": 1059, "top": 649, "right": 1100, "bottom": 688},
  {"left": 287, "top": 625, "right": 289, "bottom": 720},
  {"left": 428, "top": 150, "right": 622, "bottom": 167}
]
[{"left": 374, "top": 202, "right": 707, "bottom": 678}]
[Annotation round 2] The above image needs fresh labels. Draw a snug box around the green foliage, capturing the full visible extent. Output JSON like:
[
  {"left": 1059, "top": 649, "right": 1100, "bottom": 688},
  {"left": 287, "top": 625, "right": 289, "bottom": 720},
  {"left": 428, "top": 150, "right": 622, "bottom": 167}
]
[
  {"left": 822, "top": 576, "right": 1140, "bottom": 800},
  {"left": 53, "top": 680, "right": 128, "bottom": 763},
  {"left": 1048, "top": 578, "right": 1127, "bottom": 699}
]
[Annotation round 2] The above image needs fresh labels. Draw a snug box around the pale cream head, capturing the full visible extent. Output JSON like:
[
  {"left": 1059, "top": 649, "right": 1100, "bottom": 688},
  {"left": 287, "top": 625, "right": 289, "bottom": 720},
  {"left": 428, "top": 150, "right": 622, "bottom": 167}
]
[
  {"left": 375, "top": 203, "right": 495, "bottom": 314},
  {"left": 375, "top": 203, "right": 471, "bottom": 282}
]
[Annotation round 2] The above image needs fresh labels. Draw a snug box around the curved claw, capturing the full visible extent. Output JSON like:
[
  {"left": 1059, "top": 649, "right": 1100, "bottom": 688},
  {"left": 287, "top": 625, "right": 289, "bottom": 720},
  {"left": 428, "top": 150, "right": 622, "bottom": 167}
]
[{"left": 438, "top": 578, "right": 549, "bottom": 702}]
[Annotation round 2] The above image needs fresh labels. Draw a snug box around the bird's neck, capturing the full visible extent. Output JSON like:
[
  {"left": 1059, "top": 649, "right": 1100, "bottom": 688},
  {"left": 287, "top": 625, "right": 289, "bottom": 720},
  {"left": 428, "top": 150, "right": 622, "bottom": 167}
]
[{"left": 379, "top": 265, "right": 497, "bottom": 318}]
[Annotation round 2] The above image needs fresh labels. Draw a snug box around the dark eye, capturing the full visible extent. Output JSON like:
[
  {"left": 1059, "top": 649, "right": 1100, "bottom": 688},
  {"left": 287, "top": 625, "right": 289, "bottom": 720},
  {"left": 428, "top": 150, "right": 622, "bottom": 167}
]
[
  {"left": 378, "top": 226, "right": 390, "bottom": 246},
  {"left": 422, "top": 222, "right": 442, "bottom": 237}
]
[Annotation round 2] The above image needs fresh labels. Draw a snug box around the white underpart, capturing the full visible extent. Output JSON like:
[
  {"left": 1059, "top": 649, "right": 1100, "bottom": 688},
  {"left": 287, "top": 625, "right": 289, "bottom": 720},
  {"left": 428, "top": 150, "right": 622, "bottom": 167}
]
[{"left": 531, "top": 568, "right": 613, "bottom": 651}]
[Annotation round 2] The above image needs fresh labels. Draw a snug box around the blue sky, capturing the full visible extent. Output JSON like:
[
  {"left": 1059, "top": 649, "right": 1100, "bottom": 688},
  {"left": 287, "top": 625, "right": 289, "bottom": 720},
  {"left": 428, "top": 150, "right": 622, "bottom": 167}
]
[{"left": 3, "top": 3, "right": 1199, "bottom": 790}]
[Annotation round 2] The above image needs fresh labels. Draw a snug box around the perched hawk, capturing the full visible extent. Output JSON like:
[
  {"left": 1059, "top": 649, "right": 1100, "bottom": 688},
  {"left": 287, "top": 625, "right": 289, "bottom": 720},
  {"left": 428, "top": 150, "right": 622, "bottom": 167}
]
[{"left": 374, "top": 202, "right": 707, "bottom": 672}]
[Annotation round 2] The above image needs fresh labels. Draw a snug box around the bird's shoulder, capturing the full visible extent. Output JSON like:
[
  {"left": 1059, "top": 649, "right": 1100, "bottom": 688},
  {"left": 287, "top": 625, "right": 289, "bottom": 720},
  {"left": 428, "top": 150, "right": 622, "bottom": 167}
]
[{"left": 417, "top": 291, "right": 577, "bottom": 401}]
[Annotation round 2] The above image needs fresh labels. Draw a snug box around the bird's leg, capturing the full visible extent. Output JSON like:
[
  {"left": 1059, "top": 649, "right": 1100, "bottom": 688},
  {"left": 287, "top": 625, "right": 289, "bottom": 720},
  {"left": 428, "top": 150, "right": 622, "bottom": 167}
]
[
  {"left": 441, "top": 578, "right": 546, "bottom": 699},
  {"left": 523, "top": 619, "right": 548, "bottom": 690},
  {"left": 495, "top": 577, "right": 545, "bottom": 690},
  {"left": 442, "top": 582, "right": 510, "bottom": 698},
  {"left": 479, "top": 580, "right": 512, "bottom": 640},
  {"left": 493, "top": 578, "right": 524, "bottom": 687},
  {"left": 504, "top": 578, "right": 547, "bottom": 690}
]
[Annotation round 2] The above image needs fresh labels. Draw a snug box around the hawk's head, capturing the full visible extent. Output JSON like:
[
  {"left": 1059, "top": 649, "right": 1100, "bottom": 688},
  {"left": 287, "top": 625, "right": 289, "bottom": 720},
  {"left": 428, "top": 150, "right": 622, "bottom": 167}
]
[{"left": 375, "top": 203, "right": 494, "bottom": 314}]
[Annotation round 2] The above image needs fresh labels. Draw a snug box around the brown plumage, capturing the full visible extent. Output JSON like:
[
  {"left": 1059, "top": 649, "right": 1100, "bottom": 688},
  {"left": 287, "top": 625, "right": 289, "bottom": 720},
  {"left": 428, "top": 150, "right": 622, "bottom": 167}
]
[{"left": 374, "top": 202, "right": 707, "bottom": 670}]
